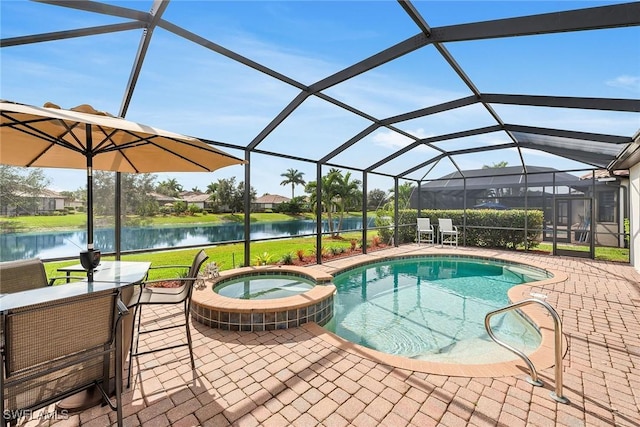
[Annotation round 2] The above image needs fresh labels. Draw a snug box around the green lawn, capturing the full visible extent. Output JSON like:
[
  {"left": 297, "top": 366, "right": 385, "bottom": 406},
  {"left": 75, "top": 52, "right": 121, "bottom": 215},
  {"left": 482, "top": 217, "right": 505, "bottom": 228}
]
[
  {"left": 43, "top": 237, "right": 630, "bottom": 283},
  {"left": 7, "top": 212, "right": 629, "bottom": 274},
  {"left": 528, "top": 243, "right": 629, "bottom": 263},
  {"left": 44, "top": 231, "right": 373, "bottom": 282},
  {"left": 1, "top": 211, "right": 326, "bottom": 232}
]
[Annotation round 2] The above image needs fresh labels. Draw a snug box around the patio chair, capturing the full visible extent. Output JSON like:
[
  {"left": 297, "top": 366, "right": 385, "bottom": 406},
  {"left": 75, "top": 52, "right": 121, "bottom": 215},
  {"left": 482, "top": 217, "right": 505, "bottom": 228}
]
[
  {"left": 438, "top": 218, "right": 458, "bottom": 248},
  {"left": 128, "top": 250, "right": 208, "bottom": 387},
  {"left": 0, "top": 258, "right": 83, "bottom": 294},
  {"left": 417, "top": 218, "right": 435, "bottom": 246},
  {"left": 1, "top": 288, "right": 127, "bottom": 427}
]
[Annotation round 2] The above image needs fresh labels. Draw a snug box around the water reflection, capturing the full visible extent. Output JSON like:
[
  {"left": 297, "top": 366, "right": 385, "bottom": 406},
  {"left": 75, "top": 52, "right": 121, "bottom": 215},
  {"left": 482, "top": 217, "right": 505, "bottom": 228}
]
[{"left": 0, "top": 218, "right": 374, "bottom": 261}]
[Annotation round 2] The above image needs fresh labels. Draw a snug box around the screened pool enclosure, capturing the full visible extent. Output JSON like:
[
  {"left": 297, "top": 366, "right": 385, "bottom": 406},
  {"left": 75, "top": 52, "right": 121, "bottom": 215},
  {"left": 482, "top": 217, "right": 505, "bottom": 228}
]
[{"left": 1, "top": 1, "right": 639, "bottom": 265}]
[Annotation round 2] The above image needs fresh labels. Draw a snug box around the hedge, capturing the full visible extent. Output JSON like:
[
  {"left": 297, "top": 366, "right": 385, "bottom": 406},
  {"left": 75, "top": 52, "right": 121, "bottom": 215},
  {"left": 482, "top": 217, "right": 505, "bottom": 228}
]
[{"left": 376, "top": 209, "right": 543, "bottom": 250}]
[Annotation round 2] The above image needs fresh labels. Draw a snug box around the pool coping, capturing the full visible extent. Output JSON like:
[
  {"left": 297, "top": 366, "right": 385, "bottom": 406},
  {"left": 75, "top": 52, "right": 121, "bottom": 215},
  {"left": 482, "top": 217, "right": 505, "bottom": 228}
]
[
  {"left": 192, "top": 265, "right": 335, "bottom": 312},
  {"left": 191, "top": 265, "right": 337, "bottom": 331},
  {"left": 309, "top": 252, "right": 569, "bottom": 377}
]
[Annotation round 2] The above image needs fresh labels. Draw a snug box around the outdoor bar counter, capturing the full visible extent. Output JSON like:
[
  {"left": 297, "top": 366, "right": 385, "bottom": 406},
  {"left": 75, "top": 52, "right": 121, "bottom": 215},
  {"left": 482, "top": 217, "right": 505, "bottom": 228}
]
[{"left": 0, "top": 261, "right": 151, "bottom": 416}]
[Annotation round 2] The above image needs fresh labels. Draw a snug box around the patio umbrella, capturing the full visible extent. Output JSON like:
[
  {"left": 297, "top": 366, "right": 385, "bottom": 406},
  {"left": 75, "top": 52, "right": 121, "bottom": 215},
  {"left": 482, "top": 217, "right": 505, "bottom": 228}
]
[{"left": 0, "top": 100, "right": 245, "bottom": 277}]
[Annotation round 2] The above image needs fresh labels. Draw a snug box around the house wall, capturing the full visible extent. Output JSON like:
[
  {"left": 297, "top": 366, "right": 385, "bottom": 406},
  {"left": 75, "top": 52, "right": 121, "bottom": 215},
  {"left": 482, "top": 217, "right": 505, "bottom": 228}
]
[
  {"left": 595, "top": 223, "right": 619, "bottom": 247},
  {"left": 39, "top": 197, "right": 65, "bottom": 213},
  {"left": 629, "top": 164, "right": 640, "bottom": 270}
]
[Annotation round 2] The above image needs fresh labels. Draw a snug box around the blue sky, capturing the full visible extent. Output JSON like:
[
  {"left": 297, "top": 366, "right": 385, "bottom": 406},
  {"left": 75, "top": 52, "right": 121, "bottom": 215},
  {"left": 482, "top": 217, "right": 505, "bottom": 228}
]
[{"left": 1, "top": 1, "right": 639, "bottom": 196}]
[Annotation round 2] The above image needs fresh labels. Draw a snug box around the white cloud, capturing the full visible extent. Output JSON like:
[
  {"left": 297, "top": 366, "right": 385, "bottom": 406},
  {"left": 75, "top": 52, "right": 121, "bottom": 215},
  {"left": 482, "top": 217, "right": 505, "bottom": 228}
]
[
  {"left": 372, "top": 128, "right": 434, "bottom": 150},
  {"left": 605, "top": 75, "right": 640, "bottom": 93}
]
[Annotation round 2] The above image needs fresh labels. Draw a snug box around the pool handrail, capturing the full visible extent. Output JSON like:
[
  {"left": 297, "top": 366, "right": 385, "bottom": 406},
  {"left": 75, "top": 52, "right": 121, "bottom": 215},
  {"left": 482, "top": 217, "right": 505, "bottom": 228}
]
[{"left": 484, "top": 298, "right": 569, "bottom": 404}]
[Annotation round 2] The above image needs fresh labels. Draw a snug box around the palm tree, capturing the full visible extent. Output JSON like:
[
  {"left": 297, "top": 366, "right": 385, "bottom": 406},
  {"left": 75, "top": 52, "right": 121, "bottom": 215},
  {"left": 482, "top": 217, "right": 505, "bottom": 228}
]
[
  {"left": 482, "top": 161, "right": 508, "bottom": 169},
  {"left": 206, "top": 182, "right": 219, "bottom": 204},
  {"left": 333, "top": 171, "right": 361, "bottom": 234},
  {"left": 387, "top": 182, "right": 414, "bottom": 210},
  {"left": 280, "top": 168, "right": 306, "bottom": 199},
  {"left": 305, "top": 171, "right": 341, "bottom": 237},
  {"left": 482, "top": 161, "right": 509, "bottom": 197},
  {"left": 305, "top": 169, "right": 362, "bottom": 238},
  {"left": 206, "top": 182, "right": 218, "bottom": 194},
  {"left": 156, "top": 178, "right": 183, "bottom": 197}
]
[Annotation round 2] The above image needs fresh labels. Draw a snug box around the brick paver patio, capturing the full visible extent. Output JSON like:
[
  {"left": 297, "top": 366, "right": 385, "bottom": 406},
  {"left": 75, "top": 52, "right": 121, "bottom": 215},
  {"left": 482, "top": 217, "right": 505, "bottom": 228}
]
[{"left": 35, "top": 246, "right": 640, "bottom": 426}]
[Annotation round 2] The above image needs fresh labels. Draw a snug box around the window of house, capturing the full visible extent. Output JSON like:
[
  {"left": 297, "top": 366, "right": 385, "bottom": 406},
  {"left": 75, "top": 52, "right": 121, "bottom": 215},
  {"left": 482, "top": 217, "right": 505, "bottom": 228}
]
[
  {"left": 557, "top": 201, "right": 568, "bottom": 225},
  {"left": 598, "top": 190, "right": 616, "bottom": 223}
]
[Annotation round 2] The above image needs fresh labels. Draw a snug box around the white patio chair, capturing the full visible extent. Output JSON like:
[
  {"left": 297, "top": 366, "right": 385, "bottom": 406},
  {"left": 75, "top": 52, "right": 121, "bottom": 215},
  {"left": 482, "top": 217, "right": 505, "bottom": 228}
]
[
  {"left": 417, "top": 218, "right": 434, "bottom": 245},
  {"left": 438, "top": 218, "right": 458, "bottom": 248}
]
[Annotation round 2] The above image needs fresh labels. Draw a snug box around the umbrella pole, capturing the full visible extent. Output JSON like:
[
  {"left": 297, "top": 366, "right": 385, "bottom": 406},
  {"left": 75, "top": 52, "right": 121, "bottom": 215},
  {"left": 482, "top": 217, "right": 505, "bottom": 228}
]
[
  {"left": 79, "top": 123, "right": 100, "bottom": 281},
  {"left": 87, "top": 164, "right": 93, "bottom": 251},
  {"left": 85, "top": 124, "right": 94, "bottom": 281}
]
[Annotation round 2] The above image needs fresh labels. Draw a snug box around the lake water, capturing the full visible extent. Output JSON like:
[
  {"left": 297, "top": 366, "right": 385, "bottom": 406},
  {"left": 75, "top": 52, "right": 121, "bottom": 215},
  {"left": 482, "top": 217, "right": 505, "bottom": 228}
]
[{"left": 0, "top": 218, "right": 375, "bottom": 261}]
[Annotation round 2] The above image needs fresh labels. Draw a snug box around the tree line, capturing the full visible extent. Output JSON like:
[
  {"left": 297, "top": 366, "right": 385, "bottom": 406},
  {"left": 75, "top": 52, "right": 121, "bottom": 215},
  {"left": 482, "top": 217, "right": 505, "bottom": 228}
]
[{"left": 1, "top": 165, "right": 416, "bottom": 229}]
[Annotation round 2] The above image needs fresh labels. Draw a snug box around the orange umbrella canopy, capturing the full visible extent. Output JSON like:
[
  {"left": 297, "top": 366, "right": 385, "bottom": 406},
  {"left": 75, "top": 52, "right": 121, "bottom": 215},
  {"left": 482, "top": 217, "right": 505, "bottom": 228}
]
[
  {"left": 0, "top": 99, "right": 245, "bottom": 259},
  {"left": 0, "top": 100, "right": 245, "bottom": 173}
]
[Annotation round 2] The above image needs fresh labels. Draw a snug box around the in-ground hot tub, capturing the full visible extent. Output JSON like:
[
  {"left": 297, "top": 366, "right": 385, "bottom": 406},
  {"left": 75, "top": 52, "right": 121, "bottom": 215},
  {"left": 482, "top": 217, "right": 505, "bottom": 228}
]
[
  {"left": 191, "top": 266, "right": 335, "bottom": 331},
  {"left": 214, "top": 274, "right": 315, "bottom": 300}
]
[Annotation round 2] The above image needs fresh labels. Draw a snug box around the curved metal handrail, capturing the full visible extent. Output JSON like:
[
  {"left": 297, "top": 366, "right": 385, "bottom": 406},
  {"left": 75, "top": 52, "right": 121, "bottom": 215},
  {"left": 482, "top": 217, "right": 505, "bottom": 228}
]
[{"left": 485, "top": 298, "right": 569, "bottom": 404}]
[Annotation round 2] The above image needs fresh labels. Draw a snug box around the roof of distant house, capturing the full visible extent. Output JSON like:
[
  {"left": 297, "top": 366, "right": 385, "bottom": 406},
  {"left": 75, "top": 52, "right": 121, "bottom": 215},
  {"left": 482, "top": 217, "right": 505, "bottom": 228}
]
[
  {"left": 182, "top": 193, "right": 210, "bottom": 202},
  {"left": 16, "top": 189, "right": 65, "bottom": 198},
  {"left": 422, "top": 166, "right": 584, "bottom": 191},
  {"left": 579, "top": 169, "right": 629, "bottom": 180},
  {"left": 254, "top": 194, "right": 290, "bottom": 204},
  {"left": 148, "top": 192, "right": 181, "bottom": 202}
]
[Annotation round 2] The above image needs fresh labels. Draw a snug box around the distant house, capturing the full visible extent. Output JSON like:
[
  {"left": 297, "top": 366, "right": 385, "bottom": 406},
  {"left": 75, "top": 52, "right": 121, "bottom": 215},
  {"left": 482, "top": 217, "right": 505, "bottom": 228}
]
[
  {"left": 180, "top": 192, "right": 212, "bottom": 210},
  {"left": 0, "top": 189, "right": 66, "bottom": 216},
  {"left": 148, "top": 192, "right": 182, "bottom": 207},
  {"left": 65, "top": 198, "right": 84, "bottom": 210},
  {"left": 252, "top": 194, "right": 290, "bottom": 212},
  {"left": 411, "top": 166, "right": 629, "bottom": 248},
  {"left": 578, "top": 169, "right": 630, "bottom": 247}
]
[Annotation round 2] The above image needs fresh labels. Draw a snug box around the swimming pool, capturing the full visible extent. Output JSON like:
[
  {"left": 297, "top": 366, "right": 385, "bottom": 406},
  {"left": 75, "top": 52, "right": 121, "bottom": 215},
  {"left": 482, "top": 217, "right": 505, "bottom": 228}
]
[{"left": 324, "top": 255, "right": 552, "bottom": 364}]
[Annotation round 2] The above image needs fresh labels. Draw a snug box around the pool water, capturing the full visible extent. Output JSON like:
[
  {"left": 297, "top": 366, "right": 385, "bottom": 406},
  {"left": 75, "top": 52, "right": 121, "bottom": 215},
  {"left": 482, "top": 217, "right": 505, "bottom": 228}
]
[
  {"left": 324, "top": 256, "right": 549, "bottom": 364},
  {"left": 214, "top": 274, "right": 315, "bottom": 300}
]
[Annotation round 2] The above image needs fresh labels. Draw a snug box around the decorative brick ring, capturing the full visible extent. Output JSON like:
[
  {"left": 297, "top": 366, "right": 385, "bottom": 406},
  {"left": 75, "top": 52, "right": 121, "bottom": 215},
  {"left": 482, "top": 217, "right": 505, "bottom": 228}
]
[{"left": 191, "top": 265, "right": 335, "bottom": 331}]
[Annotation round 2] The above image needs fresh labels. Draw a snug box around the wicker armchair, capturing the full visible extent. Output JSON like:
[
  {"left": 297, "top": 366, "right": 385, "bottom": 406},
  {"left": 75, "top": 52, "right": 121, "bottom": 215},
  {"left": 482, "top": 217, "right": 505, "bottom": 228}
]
[
  {"left": 0, "top": 258, "right": 84, "bottom": 294},
  {"left": 1, "top": 289, "right": 128, "bottom": 426},
  {"left": 128, "top": 250, "right": 208, "bottom": 387}
]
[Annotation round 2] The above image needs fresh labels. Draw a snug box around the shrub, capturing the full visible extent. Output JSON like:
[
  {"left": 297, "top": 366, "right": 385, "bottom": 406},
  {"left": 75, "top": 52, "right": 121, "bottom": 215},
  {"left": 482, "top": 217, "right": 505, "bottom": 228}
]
[
  {"left": 273, "top": 197, "right": 307, "bottom": 214},
  {"left": 624, "top": 217, "right": 630, "bottom": 247},
  {"left": 383, "top": 209, "right": 543, "bottom": 250},
  {"left": 296, "top": 248, "right": 306, "bottom": 261},
  {"left": 254, "top": 252, "right": 273, "bottom": 266},
  {"left": 188, "top": 204, "right": 202, "bottom": 215},
  {"left": 329, "top": 246, "right": 345, "bottom": 256},
  {"left": 375, "top": 213, "right": 394, "bottom": 244},
  {"left": 312, "top": 245, "right": 328, "bottom": 259},
  {"left": 174, "top": 201, "right": 188, "bottom": 215},
  {"left": 280, "top": 252, "right": 294, "bottom": 265}
]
